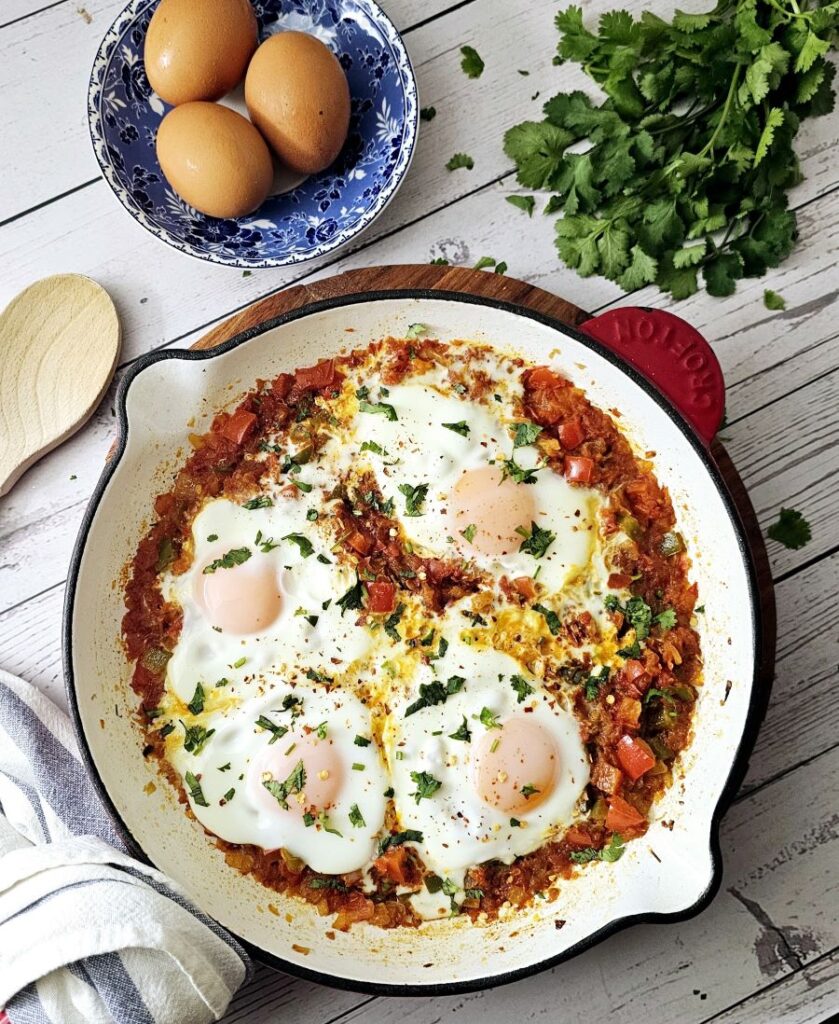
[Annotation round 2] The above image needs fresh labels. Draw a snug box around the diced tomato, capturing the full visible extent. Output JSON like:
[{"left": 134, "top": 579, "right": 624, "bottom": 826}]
[
  {"left": 605, "top": 794, "right": 646, "bottom": 833},
  {"left": 271, "top": 373, "right": 293, "bottom": 398},
  {"left": 294, "top": 358, "right": 337, "bottom": 392},
  {"left": 625, "top": 476, "right": 665, "bottom": 520},
  {"left": 221, "top": 408, "right": 258, "bottom": 445},
  {"left": 616, "top": 735, "right": 657, "bottom": 781},
  {"left": 366, "top": 579, "right": 396, "bottom": 613},
  {"left": 564, "top": 455, "right": 595, "bottom": 484},
  {"left": 527, "top": 366, "right": 570, "bottom": 390},
  {"left": 512, "top": 576, "right": 537, "bottom": 601},
  {"left": 373, "top": 846, "right": 416, "bottom": 885},
  {"left": 348, "top": 530, "right": 374, "bottom": 556},
  {"left": 558, "top": 417, "right": 585, "bottom": 449},
  {"left": 607, "top": 572, "right": 632, "bottom": 589},
  {"left": 623, "top": 659, "right": 647, "bottom": 684}
]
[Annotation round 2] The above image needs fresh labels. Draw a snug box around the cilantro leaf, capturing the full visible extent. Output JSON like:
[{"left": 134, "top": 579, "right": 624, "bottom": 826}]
[
  {"left": 203, "top": 547, "right": 251, "bottom": 574},
  {"left": 359, "top": 399, "right": 397, "bottom": 421},
  {"left": 449, "top": 716, "right": 472, "bottom": 742},
  {"left": 517, "top": 521, "right": 556, "bottom": 559},
  {"left": 398, "top": 482, "right": 429, "bottom": 516},
  {"left": 283, "top": 533, "right": 314, "bottom": 558},
  {"left": 763, "top": 288, "right": 786, "bottom": 310},
  {"left": 410, "top": 770, "right": 442, "bottom": 803},
  {"left": 511, "top": 674, "right": 534, "bottom": 703},
  {"left": 460, "top": 45, "right": 484, "bottom": 79},
  {"left": 446, "top": 153, "right": 475, "bottom": 171},
  {"left": 767, "top": 507, "right": 812, "bottom": 550},
  {"left": 513, "top": 421, "right": 542, "bottom": 448},
  {"left": 506, "top": 194, "right": 536, "bottom": 216},
  {"left": 378, "top": 830, "right": 424, "bottom": 855},
  {"left": 442, "top": 421, "right": 470, "bottom": 437},
  {"left": 504, "top": 2, "right": 839, "bottom": 297},
  {"left": 405, "top": 676, "right": 465, "bottom": 717}
]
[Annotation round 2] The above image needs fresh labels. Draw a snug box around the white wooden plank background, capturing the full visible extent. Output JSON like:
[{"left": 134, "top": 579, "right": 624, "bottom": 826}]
[{"left": 1, "top": 0, "right": 838, "bottom": 1021}]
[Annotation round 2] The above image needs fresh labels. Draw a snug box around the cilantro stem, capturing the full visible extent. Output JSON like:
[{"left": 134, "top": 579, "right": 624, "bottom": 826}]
[{"left": 699, "top": 65, "right": 741, "bottom": 158}]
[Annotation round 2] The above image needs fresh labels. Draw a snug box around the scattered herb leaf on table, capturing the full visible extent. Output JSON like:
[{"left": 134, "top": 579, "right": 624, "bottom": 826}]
[{"left": 504, "top": 1, "right": 838, "bottom": 298}]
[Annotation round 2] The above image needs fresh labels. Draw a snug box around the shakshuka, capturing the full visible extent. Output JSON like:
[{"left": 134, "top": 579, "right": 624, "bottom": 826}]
[{"left": 123, "top": 332, "right": 702, "bottom": 930}]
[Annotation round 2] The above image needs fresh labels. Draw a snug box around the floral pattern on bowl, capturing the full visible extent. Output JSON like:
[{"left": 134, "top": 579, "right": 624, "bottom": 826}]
[{"left": 87, "top": 0, "right": 418, "bottom": 268}]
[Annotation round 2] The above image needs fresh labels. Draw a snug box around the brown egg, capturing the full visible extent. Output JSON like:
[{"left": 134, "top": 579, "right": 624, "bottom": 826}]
[
  {"left": 155, "top": 102, "right": 273, "bottom": 219},
  {"left": 244, "top": 32, "right": 350, "bottom": 175},
  {"left": 144, "top": 0, "right": 257, "bottom": 106}
]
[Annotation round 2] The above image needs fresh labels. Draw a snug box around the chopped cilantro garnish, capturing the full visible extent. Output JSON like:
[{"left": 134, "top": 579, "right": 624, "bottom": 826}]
[
  {"left": 405, "top": 676, "right": 465, "bottom": 717},
  {"left": 221, "top": 787, "right": 235, "bottom": 804},
  {"left": 306, "top": 508, "right": 318, "bottom": 521},
  {"left": 398, "top": 482, "right": 429, "bottom": 516},
  {"left": 187, "top": 683, "right": 205, "bottom": 715},
  {"left": 513, "top": 422, "right": 542, "bottom": 448},
  {"left": 306, "top": 667, "right": 334, "bottom": 684},
  {"left": 184, "top": 771, "right": 208, "bottom": 807},
  {"left": 406, "top": 323, "right": 428, "bottom": 339},
  {"left": 510, "top": 674, "right": 534, "bottom": 703},
  {"left": 384, "top": 603, "right": 405, "bottom": 642},
  {"left": 255, "top": 714, "right": 288, "bottom": 744},
  {"left": 517, "top": 521, "right": 556, "bottom": 559},
  {"left": 337, "top": 574, "right": 365, "bottom": 616},
  {"left": 202, "top": 547, "right": 251, "bottom": 574},
  {"left": 318, "top": 811, "right": 342, "bottom": 837},
  {"left": 283, "top": 533, "right": 314, "bottom": 558},
  {"left": 354, "top": 735, "right": 371, "bottom": 747},
  {"left": 764, "top": 289, "right": 786, "bottom": 310},
  {"left": 605, "top": 594, "right": 653, "bottom": 641},
  {"left": 180, "top": 721, "right": 215, "bottom": 755},
  {"left": 479, "top": 707, "right": 502, "bottom": 729},
  {"left": 243, "top": 495, "right": 272, "bottom": 510},
  {"left": 442, "top": 421, "right": 470, "bottom": 437},
  {"left": 262, "top": 759, "right": 306, "bottom": 810},
  {"left": 449, "top": 716, "right": 472, "bottom": 742},
  {"left": 584, "top": 666, "right": 610, "bottom": 701},
  {"left": 532, "top": 602, "right": 561, "bottom": 635},
  {"left": 520, "top": 783, "right": 540, "bottom": 799},
  {"left": 460, "top": 523, "right": 477, "bottom": 543},
  {"left": 655, "top": 608, "right": 678, "bottom": 631},
  {"left": 378, "top": 829, "right": 424, "bottom": 855},
  {"left": 359, "top": 399, "right": 398, "bottom": 421},
  {"left": 309, "top": 877, "right": 348, "bottom": 890},
  {"left": 316, "top": 721, "right": 328, "bottom": 739},
  {"left": 410, "top": 770, "right": 442, "bottom": 804},
  {"left": 501, "top": 456, "right": 541, "bottom": 484},
  {"left": 349, "top": 804, "right": 366, "bottom": 828}
]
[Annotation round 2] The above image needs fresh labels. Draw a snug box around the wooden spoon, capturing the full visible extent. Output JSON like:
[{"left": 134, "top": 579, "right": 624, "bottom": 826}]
[{"left": 0, "top": 274, "right": 120, "bottom": 497}]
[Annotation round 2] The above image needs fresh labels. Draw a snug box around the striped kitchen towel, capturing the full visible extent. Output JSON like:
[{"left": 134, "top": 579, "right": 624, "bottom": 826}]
[{"left": 0, "top": 668, "right": 252, "bottom": 1024}]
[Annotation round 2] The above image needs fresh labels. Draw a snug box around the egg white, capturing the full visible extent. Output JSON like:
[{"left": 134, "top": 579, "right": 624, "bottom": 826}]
[
  {"left": 162, "top": 497, "right": 372, "bottom": 705},
  {"left": 383, "top": 633, "right": 590, "bottom": 882},
  {"left": 167, "top": 683, "right": 388, "bottom": 874}
]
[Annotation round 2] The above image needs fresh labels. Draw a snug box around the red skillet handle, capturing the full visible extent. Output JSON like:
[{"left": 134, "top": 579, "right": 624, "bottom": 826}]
[{"left": 577, "top": 307, "right": 724, "bottom": 448}]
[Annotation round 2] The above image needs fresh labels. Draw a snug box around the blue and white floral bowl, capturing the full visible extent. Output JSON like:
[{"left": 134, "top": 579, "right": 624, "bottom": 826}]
[{"left": 87, "top": 0, "right": 418, "bottom": 267}]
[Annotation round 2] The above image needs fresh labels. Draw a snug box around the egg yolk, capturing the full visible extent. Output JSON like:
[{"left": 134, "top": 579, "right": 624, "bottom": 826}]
[
  {"left": 194, "top": 555, "right": 282, "bottom": 634},
  {"left": 473, "top": 716, "right": 558, "bottom": 814},
  {"left": 250, "top": 733, "right": 344, "bottom": 818},
  {"left": 449, "top": 465, "right": 537, "bottom": 556}
]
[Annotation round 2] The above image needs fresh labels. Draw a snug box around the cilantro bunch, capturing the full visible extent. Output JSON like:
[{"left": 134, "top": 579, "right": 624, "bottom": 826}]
[{"left": 504, "top": 1, "right": 838, "bottom": 298}]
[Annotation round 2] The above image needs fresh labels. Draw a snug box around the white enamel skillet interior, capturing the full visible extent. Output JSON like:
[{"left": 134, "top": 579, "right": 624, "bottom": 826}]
[{"left": 64, "top": 290, "right": 765, "bottom": 994}]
